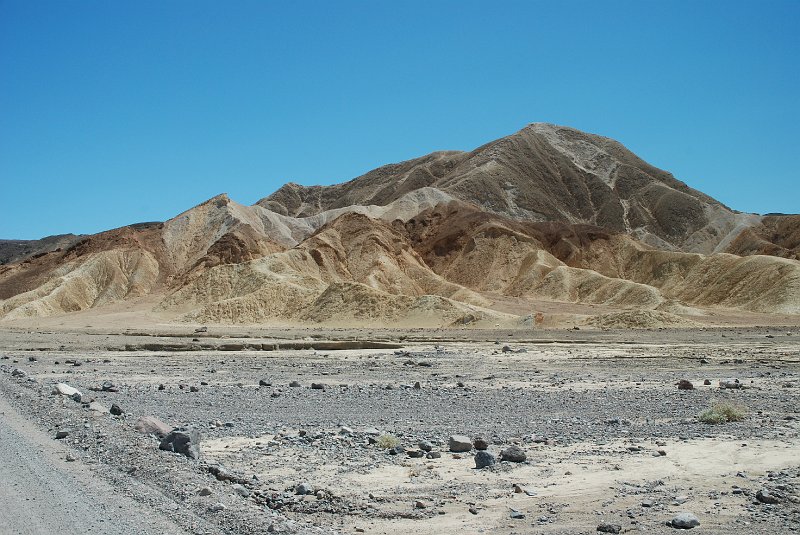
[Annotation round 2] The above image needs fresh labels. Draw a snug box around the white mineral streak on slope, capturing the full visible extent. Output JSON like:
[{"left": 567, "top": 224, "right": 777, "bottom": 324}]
[{"left": 529, "top": 123, "right": 620, "bottom": 188}]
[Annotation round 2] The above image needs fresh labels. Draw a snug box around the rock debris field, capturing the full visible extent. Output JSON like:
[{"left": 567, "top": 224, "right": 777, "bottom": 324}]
[{"left": 0, "top": 326, "right": 799, "bottom": 534}]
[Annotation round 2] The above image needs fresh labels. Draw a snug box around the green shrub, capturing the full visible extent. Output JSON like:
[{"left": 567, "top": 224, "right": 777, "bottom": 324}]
[
  {"left": 375, "top": 434, "right": 401, "bottom": 449},
  {"left": 698, "top": 402, "right": 746, "bottom": 424}
]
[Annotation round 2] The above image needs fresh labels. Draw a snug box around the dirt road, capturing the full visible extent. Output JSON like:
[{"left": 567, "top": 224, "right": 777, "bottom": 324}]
[{"left": 0, "top": 394, "right": 190, "bottom": 535}]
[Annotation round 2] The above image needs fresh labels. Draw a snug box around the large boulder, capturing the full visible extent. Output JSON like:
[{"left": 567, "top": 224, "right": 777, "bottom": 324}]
[
  {"left": 448, "top": 435, "right": 472, "bottom": 452},
  {"left": 159, "top": 427, "right": 201, "bottom": 459},
  {"left": 500, "top": 445, "right": 527, "bottom": 463},
  {"left": 52, "top": 382, "right": 82, "bottom": 398},
  {"left": 135, "top": 416, "right": 172, "bottom": 438}
]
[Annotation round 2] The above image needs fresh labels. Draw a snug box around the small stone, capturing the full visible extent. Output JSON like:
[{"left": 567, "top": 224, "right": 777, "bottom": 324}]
[
  {"left": 418, "top": 440, "right": 433, "bottom": 452},
  {"left": 208, "top": 502, "right": 225, "bottom": 512},
  {"left": 289, "top": 381, "right": 301, "bottom": 387},
  {"left": 101, "top": 381, "right": 118, "bottom": 392},
  {"left": 703, "top": 379, "right": 711, "bottom": 385},
  {"left": 295, "top": 482, "right": 314, "bottom": 495},
  {"left": 158, "top": 384, "right": 165, "bottom": 390},
  {"left": 55, "top": 430, "right": 70, "bottom": 439},
  {"left": 388, "top": 446, "right": 405, "bottom": 455},
  {"left": 719, "top": 378, "right": 741, "bottom": 389},
  {"left": 756, "top": 489, "right": 782, "bottom": 504},
  {"left": 448, "top": 435, "right": 472, "bottom": 452},
  {"left": 671, "top": 512, "right": 700, "bottom": 529},
  {"left": 311, "top": 383, "right": 325, "bottom": 390},
  {"left": 414, "top": 500, "right": 427, "bottom": 509},
  {"left": 232, "top": 484, "right": 250, "bottom": 497},
  {"left": 198, "top": 487, "right": 212, "bottom": 496},
  {"left": 259, "top": 379, "right": 270, "bottom": 387},
  {"left": 110, "top": 403, "right": 123, "bottom": 416},
  {"left": 469, "top": 506, "right": 478, "bottom": 515},
  {"left": 426, "top": 451, "right": 442, "bottom": 459},
  {"left": 407, "top": 450, "right": 425, "bottom": 458},
  {"left": 65, "top": 453, "right": 77, "bottom": 462},
  {"left": 597, "top": 523, "right": 621, "bottom": 534},
  {"left": 11, "top": 368, "right": 26, "bottom": 377},
  {"left": 88, "top": 402, "right": 109, "bottom": 414},
  {"left": 189, "top": 385, "right": 199, "bottom": 392},
  {"left": 500, "top": 445, "right": 527, "bottom": 463},
  {"left": 413, "top": 381, "right": 421, "bottom": 389},
  {"left": 676, "top": 379, "right": 694, "bottom": 390},
  {"left": 473, "top": 437, "right": 489, "bottom": 450},
  {"left": 502, "top": 345, "right": 513, "bottom": 353},
  {"left": 474, "top": 450, "right": 496, "bottom": 469},
  {"left": 510, "top": 510, "right": 525, "bottom": 519}
]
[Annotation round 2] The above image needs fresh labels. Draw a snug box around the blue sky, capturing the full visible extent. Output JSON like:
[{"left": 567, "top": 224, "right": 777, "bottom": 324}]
[{"left": 1, "top": 1, "right": 798, "bottom": 239}]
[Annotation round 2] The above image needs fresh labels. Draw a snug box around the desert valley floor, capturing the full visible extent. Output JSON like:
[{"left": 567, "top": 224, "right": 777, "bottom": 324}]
[{"left": 1, "top": 323, "right": 798, "bottom": 534}]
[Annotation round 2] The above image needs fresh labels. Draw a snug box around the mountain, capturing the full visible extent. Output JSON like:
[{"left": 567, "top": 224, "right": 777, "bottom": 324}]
[
  {"left": 1, "top": 124, "right": 798, "bottom": 327},
  {"left": 259, "top": 123, "right": 763, "bottom": 254}
]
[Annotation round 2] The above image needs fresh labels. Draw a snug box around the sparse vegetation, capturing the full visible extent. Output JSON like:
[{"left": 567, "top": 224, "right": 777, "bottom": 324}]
[
  {"left": 375, "top": 434, "right": 401, "bottom": 449},
  {"left": 698, "top": 402, "right": 747, "bottom": 424}
]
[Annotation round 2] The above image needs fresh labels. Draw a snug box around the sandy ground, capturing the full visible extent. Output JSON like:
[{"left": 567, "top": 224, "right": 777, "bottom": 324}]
[{"left": 0, "top": 324, "right": 798, "bottom": 534}]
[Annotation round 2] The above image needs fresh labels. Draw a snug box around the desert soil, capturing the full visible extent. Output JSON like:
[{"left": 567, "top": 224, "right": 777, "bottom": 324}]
[{"left": 1, "top": 324, "right": 799, "bottom": 534}]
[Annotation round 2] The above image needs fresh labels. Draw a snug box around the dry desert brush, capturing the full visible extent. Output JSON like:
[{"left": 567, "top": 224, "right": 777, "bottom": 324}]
[{"left": 698, "top": 402, "right": 747, "bottom": 424}]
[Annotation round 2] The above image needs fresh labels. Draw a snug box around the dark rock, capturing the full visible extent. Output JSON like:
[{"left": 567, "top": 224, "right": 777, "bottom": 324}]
[
  {"left": 407, "top": 450, "right": 425, "bottom": 458},
  {"left": 259, "top": 379, "right": 270, "bottom": 387},
  {"left": 473, "top": 437, "right": 489, "bottom": 450},
  {"left": 756, "top": 489, "right": 782, "bottom": 504},
  {"left": 474, "top": 450, "right": 496, "bottom": 469},
  {"left": 109, "top": 403, "right": 123, "bottom": 416},
  {"left": 500, "top": 445, "right": 527, "bottom": 463},
  {"left": 676, "top": 379, "right": 694, "bottom": 390},
  {"left": 310, "top": 383, "right": 325, "bottom": 390},
  {"left": 597, "top": 523, "right": 621, "bottom": 534},
  {"left": 159, "top": 427, "right": 200, "bottom": 459},
  {"left": 418, "top": 440, "right": 433, "bottom": 452},
  {"left": 55, "top": 430, "right": 69, "bottom": 439}
]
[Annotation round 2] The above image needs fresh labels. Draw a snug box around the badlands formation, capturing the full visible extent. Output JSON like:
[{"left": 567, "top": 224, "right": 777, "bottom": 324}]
[{"left": 0, "top": 123, "right": 798, "bottom": 329}]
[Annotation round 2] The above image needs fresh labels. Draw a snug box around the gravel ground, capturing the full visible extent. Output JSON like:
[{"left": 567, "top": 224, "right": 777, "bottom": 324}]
[{"left": 1, "top": 326, "right": 798, "bottom": 534}]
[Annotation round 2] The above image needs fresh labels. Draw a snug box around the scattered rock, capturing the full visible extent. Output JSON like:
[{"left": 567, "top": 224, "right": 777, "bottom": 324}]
[
  {"left": 52, "top": 383, "right": 82, "bottom": 398},
  {"left": 208, "top": 502, "right": 225, "bottom": 512},
  {"left": 676, "top": 379, "right": 694, "bottom": 390},
  {"left": 703, "top": 379, "right": 711, "bottom": 385},
  {"left": 110, "top": 403, "right": 123, "bottom": 416},
  {"left": 11, "top": 368, "right": 26, "bottom": 377},
  {"left": 259, "top": 379, "right": 270, "bottom": 387},
  {"left": 289, "top": 381, "right": 301, "bottom": 387},
  {"left": 295, "top": 482, "right": 314, "bottom": 495},
  {"left": 88, "top": 402, "right": 109, "bottom": 414},
  {"left": 198, "top": 487, "right": 212, "bottom": 496},
  {"left": 671, "top": 512, "right": 700, "bottom": 529},
  {"left": 500, "top": 445, "right": 527, "bottom": 463},
  {"left": 414, "top": 500, "right": 427, "bottom": 509},
  {"left": 101, "top": 381, "right": 119, "bottom": 392},
  {"left": 597, "top": 523, "right": 621, "bottom": 534},
  {"left": 418, "top": 440, "right": 433, "bottom": 452},
  {"left": 474, "top": 450, "right": 496, "bottom": 469},
  {"left": 232, "top": 483, "right": 250, "bottom": 497},
  {"left": 407, "top": 449, "right": 425, "bottom": 458},
  {"left": 473, "top": 437, "right": 489, "bottom": 450},
  {"left": 426, "top": 451, "right": 442, "bottom": 459},
  {"left": 448, "top": 435, "right": 472, "bottom": 452},
  {"left": 159, "top": 427, "right": 201, "bottom": 459},
  {"left": 720, "top": 378, "right": 741, "bottom": 389},
  {"left": 55, "top": 430, "right": 70, "bottom": 439},
  {"left": 134, "top": 416, "right": 172, "bottom": 438},
  {"left": 756, "top": 489, "right": 782, "bottom": 504},
  {"left": 311, "top": 383, "right": 325, "bottom": 390},
  {"left": 510, "top": 510, "right": 525, "bottom": 519}
]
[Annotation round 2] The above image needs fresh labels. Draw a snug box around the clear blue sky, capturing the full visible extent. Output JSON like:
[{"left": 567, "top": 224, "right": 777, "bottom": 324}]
[{"left": 1, "top": 0, "right": 797, "bottom": 239}]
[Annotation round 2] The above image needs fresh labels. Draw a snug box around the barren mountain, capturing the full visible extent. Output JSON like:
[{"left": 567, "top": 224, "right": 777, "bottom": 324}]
[
  {"left": 1, "top": 124, "right": 798, "bottom": 327},
  {"left": 260, "top": 123, "right": 761, "bottom": 254}
]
